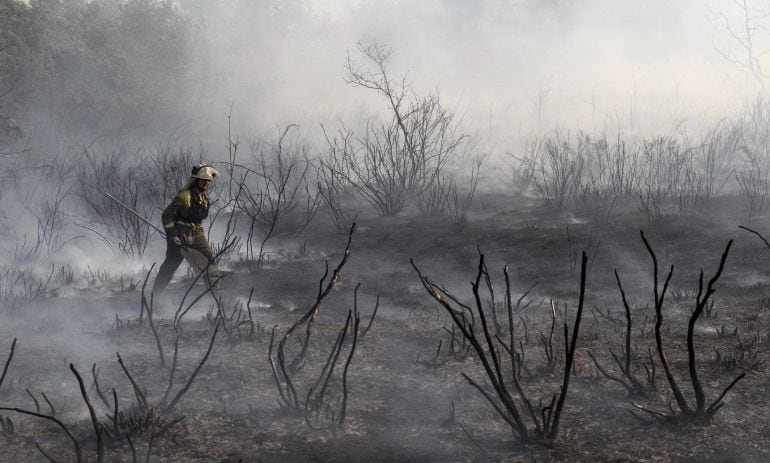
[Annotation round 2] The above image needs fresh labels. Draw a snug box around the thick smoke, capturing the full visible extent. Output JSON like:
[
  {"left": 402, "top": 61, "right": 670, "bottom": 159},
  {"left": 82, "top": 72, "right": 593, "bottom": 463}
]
[
  {"left": 3, "top": 0, "right": 766, "bottom": 147},
  {"left": 1, "top": 0, "right": 767, "bottom": 273},
  {"left": 184, "top": 0, "right": 769, "bottom": 142}
]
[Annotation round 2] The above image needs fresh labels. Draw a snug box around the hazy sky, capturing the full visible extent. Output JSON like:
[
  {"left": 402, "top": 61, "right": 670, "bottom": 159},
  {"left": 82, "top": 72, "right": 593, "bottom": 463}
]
[{"left": 184, "top": 0, "right": 769, "bottom": 144}]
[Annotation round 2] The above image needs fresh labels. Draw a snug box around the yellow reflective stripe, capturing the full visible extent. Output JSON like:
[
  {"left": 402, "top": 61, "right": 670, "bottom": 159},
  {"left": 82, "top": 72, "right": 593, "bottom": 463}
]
[{"left": 178, "top": 189, "right": 192, "bottom": 208}]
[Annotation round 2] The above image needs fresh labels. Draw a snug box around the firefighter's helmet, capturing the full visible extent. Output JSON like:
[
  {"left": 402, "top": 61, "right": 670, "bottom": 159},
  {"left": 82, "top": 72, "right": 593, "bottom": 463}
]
[{"left": 191, "top": 164, "right": 218, "bottom": 181}]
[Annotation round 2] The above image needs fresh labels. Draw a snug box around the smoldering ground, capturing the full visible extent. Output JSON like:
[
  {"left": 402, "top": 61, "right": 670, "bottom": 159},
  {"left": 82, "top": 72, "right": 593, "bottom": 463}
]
[{"left": 2, "top": 199, "right": 770, "bottom": 461}]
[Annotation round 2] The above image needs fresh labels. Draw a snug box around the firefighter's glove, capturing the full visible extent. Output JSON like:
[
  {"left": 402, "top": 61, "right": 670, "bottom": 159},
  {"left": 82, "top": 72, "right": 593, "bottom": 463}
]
[{"left": 167, "top": 231, "right": 183, "bottom": 246}]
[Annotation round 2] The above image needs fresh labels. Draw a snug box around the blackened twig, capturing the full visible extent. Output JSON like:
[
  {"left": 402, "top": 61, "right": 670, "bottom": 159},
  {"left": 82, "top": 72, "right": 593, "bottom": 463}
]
[
  {"left": 361, "top": 293, "right": 379, "bottom": 338},
  {"left": 25, "top": 388, "right": 40, "bottom": 412},
  {"left": 0, "top": 407, "right": 81, "bottom": 462},
  {"left": 138, "top": 265, "right": 155, "bottom": 321},
  {"left": 34, "top": 441, "right": 62, "bottom": 463},
  {"left": 116, "top": 353, "right": 148, "bottom": 409},
  {"left": 337, "top": 311, "right": 361, "bottom": 427},
  {"left": 40, "top": 391, "right": 55, "bottom": 416},
  {"left": 91, "top": 364, "right": 111, "bottom": 410},
  {"left": 145, "top": 292, "right": 166, "bottom": 368},
  {"left": 641, "top": 230, "right": 689, "bottom": 414},
  {"left": 70, "top": 364, "right": 103, "bottom": 463},
  {"left": 246, "top": 287, "right": 256, "bottom": 338},
  {"left": 547, "top": 252, "right": 588, "bottom": 439},
  {"left": 161, "top": 336, "right": 180, "bottom": 405},
  {"left": 164, "top": 321, "right": 220, "bottom": 413},
  {"left": 0, "top": 338, "right": 17, "bottom": 391},
  {"left": 738, "top": 225, "right": 770, "bottom": 251}
]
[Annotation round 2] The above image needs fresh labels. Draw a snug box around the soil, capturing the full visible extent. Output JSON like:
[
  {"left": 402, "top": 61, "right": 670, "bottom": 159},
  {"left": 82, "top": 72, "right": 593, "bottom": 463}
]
[{"left": 1, "top": 193, "right": 769, "bottom": 462}]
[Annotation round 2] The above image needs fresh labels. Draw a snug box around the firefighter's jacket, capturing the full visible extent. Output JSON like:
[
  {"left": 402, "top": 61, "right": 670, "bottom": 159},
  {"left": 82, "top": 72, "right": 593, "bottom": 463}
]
[{"left": 161, "top": 186, "right": 210, "bottom": 237}]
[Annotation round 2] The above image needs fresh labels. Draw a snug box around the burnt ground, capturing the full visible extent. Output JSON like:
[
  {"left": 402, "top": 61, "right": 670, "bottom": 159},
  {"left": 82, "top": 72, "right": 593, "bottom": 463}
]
[{"left": 1, "top": 192, "right": 770, "bottom": 462}]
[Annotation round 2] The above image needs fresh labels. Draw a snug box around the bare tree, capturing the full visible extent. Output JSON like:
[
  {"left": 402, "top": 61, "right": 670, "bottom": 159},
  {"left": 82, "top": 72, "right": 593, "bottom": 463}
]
[
  {"left": 317, "top": 128, "right": 357, "bottom": 233},
  {"left": 76, "top": 148, "right": 155, "bottom": 258},
  {"left": 232, "top": 125, "right": 320, "bottom": 271},
  {"left": 710, "top": 0, "right": 770, "bottom": 88},
  {"left": 327, "top": 41, "right": 467, "bottom": 216}
]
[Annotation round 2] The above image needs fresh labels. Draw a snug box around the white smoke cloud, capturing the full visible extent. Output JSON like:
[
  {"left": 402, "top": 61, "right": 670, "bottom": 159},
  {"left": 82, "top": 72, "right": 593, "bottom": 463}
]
[{"left": 180, "top": 0, "right": 768, "bottom": 145}]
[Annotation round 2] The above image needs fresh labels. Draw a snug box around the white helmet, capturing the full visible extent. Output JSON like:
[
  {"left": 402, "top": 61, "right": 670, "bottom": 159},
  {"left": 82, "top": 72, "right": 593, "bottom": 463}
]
[{"left": 191, "top": 164, "right": 219, "bottom": 180}]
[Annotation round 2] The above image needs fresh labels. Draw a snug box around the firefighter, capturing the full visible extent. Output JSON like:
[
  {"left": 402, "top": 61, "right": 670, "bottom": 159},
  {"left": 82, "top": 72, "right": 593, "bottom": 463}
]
[{"left": 152, "top": 163, "right": 220, "bottom": 295}]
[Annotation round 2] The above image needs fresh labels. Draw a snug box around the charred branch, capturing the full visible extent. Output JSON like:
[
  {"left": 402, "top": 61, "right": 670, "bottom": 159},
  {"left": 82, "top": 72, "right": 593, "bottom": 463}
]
[
  {"left": 0, "top": 338, "right": 17, "bottom": 393},
  {"left": 639, "top": 231, "right": 744, "bottom": 423},
  {"left": 69, "top": 364, "right": 103, "bottom": 463},
  {"left": 0, "top": 406, "right": 82, "bottom": 462},
  {"left": 163, "top": 321, "right": 220, "bottom": 414},
  {"left": 641, "top": 230, "right": 689, "bottom": 413},
  {"left": 411, "top": 250, "right": 589, "bottom": 443},
  {"left": 588, "top": 269, "right": 650, "bottom": 396},
  {"left": 270, "top": 224, "right": 355, "bottom": 410}
]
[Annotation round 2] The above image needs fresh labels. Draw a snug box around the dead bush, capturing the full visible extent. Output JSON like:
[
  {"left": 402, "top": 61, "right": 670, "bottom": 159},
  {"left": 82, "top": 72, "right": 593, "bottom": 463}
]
[{"left": 412, "top": 251, "right": 589, "bottom": 443}]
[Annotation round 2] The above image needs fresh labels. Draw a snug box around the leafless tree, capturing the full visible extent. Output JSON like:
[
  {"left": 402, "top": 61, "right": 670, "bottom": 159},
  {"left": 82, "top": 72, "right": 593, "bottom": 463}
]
[
  {"left": 76, "top": 148, "right": 155, "bottom": 258},
  {"left": 525, "top": 131, "right": 587, "bottom": 211},
  {"left": 736, "top": 167, "right": 770, "bottom": 223},
  {"left": 696, "top": 121, "right": 740, "bottom": 204},
  {"left": 317, "top": 129, "right": 357, "bottom": 233},
  {"left": 710, "top": 0, "right": 770, "bottom": 88},
  {"left": 232, "top": 125, "right": 320, "bottom": 271},
  {"left": 326, "top": 41, "right": 467, "bottom": 216},
  {"left": 416, "top": 154, "right": 484, "bottom": 228}
]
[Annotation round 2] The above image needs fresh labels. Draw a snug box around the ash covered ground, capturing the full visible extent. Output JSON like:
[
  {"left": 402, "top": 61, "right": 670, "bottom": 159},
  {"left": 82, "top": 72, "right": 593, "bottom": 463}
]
[{"left": 1, "top": 192, "right": 770, "bottom": 462}]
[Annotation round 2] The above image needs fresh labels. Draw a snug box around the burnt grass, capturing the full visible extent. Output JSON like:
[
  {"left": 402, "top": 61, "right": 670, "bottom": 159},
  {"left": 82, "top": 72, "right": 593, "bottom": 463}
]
[{"left": 2, "top": 193, "right": 770, "bottom": 462}]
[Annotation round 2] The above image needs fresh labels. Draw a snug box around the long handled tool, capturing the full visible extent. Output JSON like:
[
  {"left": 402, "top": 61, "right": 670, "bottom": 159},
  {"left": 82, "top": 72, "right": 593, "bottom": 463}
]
[{"left": 101, "top": 191, "right": 217, "bottom": 274}]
